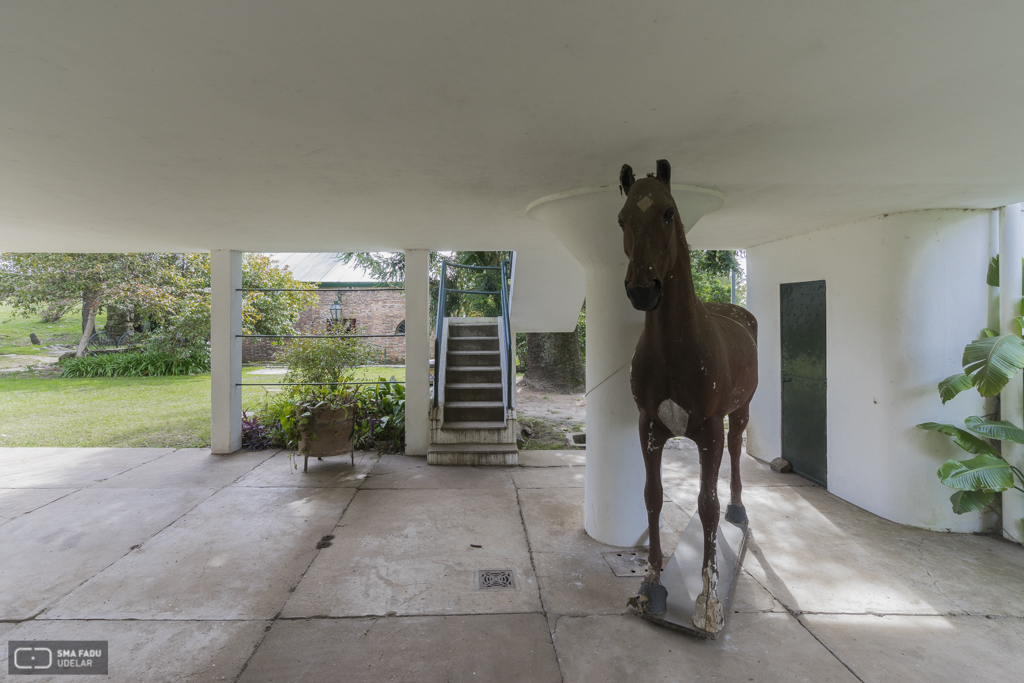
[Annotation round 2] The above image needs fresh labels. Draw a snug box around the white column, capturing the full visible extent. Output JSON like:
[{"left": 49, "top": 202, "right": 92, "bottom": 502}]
[
  {"left": 404, "top": 249, "right": 430, "bottom": 455},
  {"left": 999, "top": 204, "right": 1024, "bottom": 543},
  {"left": 211, "top": 250, "right": 242, "bottom": 454},
  {"left": 528, "top": 185, "right": 724, "bottom": 546}
]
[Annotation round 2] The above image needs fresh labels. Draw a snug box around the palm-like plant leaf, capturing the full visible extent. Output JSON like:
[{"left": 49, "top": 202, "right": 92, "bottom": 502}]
[
  {"left": 964, "top": 415, "right": 1024, "bottom": 444},
  {"left": 918, "top": 422, "right": 1000, "bottom": 456},
  {"left": 949, "top": 490, "right": 995, "bottom": 514},
  {"left": 938, "top": 373, "right": 972, "bottom": 404},
  {"left": 987, "top": 256, "right": 1000, "bottom": 287},
  {"left": 962, "top": 334, "right": 1024, "bottom": 397},
  {"left": 980, "top": 327, "right": 999, "bottom": 338},
  {"left": 937, "top": 454, "right": 1014, "bottom": 492}
]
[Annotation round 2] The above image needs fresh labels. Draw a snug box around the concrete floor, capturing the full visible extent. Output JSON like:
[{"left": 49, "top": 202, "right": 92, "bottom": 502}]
[{"left": 1, "top": 445, "right": 1022, "bottom": 682}]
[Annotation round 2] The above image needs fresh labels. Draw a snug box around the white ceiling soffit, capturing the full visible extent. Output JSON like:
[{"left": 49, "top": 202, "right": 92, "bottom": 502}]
[
  {"left": 510, "top": 247, "right": 585, "bottom": 334},
  {"left": 2, "top": 2, "right": 1024, "bottom": 253}
]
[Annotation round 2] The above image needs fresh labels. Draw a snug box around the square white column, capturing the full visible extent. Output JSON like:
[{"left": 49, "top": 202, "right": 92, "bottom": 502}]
[
  {"left": 404, "top": 249, "right": 430, "bottom": 455},
  {"left": 211, "top": 250, "right": 242, "bottom": 454}
]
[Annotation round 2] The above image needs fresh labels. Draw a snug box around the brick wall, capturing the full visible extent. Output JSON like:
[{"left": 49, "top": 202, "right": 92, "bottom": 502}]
[{"left": 243, "top": 287, "right": 407, "bottom": 364}]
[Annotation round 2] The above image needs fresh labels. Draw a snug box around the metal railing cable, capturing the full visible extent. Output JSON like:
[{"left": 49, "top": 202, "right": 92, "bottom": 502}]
[{"left": 234, "top": 286, "right": 405, "bottom": 389}]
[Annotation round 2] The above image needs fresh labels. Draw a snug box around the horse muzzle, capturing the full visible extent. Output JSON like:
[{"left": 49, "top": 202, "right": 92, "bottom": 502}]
[{"left": 625, "top": 279, "right": 663, "bottom": 311}]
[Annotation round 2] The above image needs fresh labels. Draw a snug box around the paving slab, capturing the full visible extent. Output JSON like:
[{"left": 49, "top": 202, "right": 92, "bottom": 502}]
[
  {"left": 235, "top": 449, "right": 377, "bottom": 487},
  {"left": 662, "top": 443, "right": 814, "bottom": 490},
  {"left": 553, "top": 612, "right": 860, "bottom": 683},
  {"left": 0, "top": 619, "right": 268, "bottom": 682},
  {"left": 239, "top": 614, "right": 560, "bottom": 683},
  {"left": 0, "top": 487, "right": 214, "bottom": 619},
  {"left": 518, "top": 449, "right": 586, "bottom": 467},
  {"left": 0, "top": 448, "right": 173, "bottom": 488},
  {"left": 283, "top": 488, "right": 540, "bottom": 617},
  {"left": 94, "top": 448, "right": 274, "bottom": 488},
  {"left": 0, "top": 487, "right": 77, "bottom": 523},
  {"left": 740, "top": 485, "right": 1024, "bottom": 616},
  {"left": 47, "top": 486, "right": 354, "bottom": 620},
  {"left": 800, "top": 613, "right": 1024, "bottom": 683},
  {"left": 512, "top": 465, "right": 584, "bottom": 488},
  {"left": 361, "top": 454, "right": 513, "bottom": 489}
]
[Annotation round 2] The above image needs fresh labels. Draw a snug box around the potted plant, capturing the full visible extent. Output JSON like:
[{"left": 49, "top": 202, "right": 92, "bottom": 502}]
[{"left": 292, "top": 382, "right": 358, "bottom": 472}]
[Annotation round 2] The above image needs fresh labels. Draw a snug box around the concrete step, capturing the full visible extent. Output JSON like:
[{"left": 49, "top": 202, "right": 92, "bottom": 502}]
[
  {"left": 427, "top": 442, "right": 519, "bottom": 466},
  {"left": 446, "top": 366, "right": 501, "bottom": 383},
  {"left": 448, "top": 336, "right": 499, "bottom": 352},
  {"left": 444, "top": 400, "right": 505, "bottom": 423},
  {"left": 445, "top": 382, "right": 503, "bottom": 402},
  {"left": 447, "top": 350, "right": 501, "bottom": 367},
  {"left": 439, "top": 420, "right": 508, "bottom": 430},
  {"left": 448, "top": 322, "right": 499, "bottom": 338}
]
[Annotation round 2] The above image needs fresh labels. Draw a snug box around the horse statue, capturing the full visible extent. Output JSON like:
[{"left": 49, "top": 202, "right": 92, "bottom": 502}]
[{"left": 619, "top": 159, "right": 758, "bottom": 635}]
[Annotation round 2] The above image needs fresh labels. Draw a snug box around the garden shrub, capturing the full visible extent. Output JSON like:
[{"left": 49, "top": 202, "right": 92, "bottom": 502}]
[
  {"left": 277, "top": 329, "right": 377, "bottom": 384},
  {"left": 59, "top": 344, "right": 210, "bottom": 378},
  {"left": 253, "top": 376, "right": 405, "bottom": 453}
]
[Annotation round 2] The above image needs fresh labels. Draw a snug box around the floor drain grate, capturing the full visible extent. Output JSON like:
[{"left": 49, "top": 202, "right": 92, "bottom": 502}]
[{"left": 477, "top": 569, "right": 516, "bottom": 590}]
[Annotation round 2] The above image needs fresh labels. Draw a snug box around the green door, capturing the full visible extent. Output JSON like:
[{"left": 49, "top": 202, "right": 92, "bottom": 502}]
[{"left": 780, "top": 280, "right": 827, "bottom": 486}]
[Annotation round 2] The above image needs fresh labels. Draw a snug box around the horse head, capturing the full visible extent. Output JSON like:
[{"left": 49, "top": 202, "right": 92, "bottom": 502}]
[{"left": 618, "top": 159, "right": 682, "bottom": 311}]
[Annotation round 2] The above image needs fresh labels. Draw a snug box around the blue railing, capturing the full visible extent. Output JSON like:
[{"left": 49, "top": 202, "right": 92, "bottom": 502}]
[{"left": 432, "top": 258, "right": 515, "bottom": 412}]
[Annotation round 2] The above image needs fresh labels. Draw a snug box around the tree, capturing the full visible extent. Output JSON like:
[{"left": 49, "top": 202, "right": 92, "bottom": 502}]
[
  {"left": 0, "top": 252, "right": 316, "bottom": 357},
  {"left": 0, "top": 253, "right": 200, "bottom": 356}
]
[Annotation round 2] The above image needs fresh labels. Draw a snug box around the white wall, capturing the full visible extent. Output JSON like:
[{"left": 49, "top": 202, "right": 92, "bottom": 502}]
[{"left": 747, "top": 210, "right": 992, "bottom": 532}]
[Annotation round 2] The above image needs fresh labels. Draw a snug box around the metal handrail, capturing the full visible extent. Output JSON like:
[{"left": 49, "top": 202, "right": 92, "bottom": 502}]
[
  {"left": 431, "top": 257, "right": 515, "bottom": 413},
  {"left": 432, "top": 261, "right": 448, "bottom": 408}
]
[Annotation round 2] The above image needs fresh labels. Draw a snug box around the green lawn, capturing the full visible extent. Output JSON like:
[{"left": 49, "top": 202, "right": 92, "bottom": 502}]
[
  {"left": 0, "top": 303, "right": 105, "bottom": 355},
  {"left": 0, "top": 365, "right": 407, "bottom": 448}
]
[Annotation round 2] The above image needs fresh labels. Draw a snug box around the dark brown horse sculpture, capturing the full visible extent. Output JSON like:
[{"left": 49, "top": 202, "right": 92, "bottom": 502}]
[{"left": 619, "top": 159, "right": 758, "bottom": 635}]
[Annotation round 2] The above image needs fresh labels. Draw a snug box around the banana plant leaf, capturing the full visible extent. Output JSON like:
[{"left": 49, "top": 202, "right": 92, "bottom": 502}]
[
  {"left": 918, "top": 422, "right": 1000, "bottom": 456},
  {"left": 938, "top": 373, "right": 972, "bottom": 404},
  {"left": 980, "top": 327, "right": 999, "bottom": 338},
  {"left": 962, "top": 334, "right": 1024, "bottom": 397},
  {"left": 985, "top": 255, "right": 1024, "bottom": 289},
  {"left": 964, "top": 415, "right": 1024, "bottom": 444},
  {"left": 937, "top": 453, "right": 1014, "bottom": 492},
  {"left": 949, "top": 490, "right": 995, "bottom": 514}
]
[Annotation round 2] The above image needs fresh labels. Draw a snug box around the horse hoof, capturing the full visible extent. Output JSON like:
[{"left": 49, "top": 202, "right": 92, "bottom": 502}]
[
  {"left": 725, "top": 504, "right": 748, "bottom": 525},
  {"left": 635, "top": 581, "right": 668, "bottom": 616}
]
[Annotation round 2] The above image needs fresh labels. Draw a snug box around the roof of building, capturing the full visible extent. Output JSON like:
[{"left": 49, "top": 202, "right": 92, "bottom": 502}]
[{"left": 269, "top": 253, "right": 375, "bottom": 283}]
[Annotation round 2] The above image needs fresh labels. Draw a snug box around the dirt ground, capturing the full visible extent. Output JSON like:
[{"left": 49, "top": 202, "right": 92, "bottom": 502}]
[
  {"left": 514, "top": 379, "right": 586, "bottom": 449},
  {"left": 513, "top": 378, "right": 697, "bottom": 452}
]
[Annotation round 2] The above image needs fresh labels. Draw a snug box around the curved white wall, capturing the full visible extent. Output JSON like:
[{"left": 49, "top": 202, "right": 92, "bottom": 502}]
[{"left": 747, "top": 210, "right": 993, "bottom": 532}]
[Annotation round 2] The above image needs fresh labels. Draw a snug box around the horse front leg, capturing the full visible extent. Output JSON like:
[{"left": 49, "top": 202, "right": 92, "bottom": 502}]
[
  {"left": 636, "top": 409, "right": 670, "bottom": 614},
  {"left": 724, "top": 402, "right": 750, "bottom": 525},
  {"left": 691, "top": 418, "right": 726, "bottom": 634}
]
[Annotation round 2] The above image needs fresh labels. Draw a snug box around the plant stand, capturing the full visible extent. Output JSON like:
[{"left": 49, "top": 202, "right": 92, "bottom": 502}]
[{"left": 297, "top": 405, "right": 356, "bottom": 473}]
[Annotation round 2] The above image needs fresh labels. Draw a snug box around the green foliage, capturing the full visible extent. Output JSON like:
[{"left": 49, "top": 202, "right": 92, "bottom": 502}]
[
  {"left": 691, "top": 250, "right": 743, "bottom": 304},
  {"left": 354, "top": 380, "right": 406, "bottom": 452},
  {"left": 241, "top": 254, "right": 319, "bottom": 335},
  {"left": 256, "top": 377, "right": 405, "bottom": 454},
  {"left": 917, "top": 422, "right": 999, "bottom": 456},
  {"left": 277, "top": 327, "right": 378, "bottom": 384},
  {"left": 985, "top": 255, "right": 1024, "bottom": 288},
  {"left": 59, "top": 347, "right": 210, "bottom": 378},
  {"left": 949, "top": 490, "right": 996, "bottom": 514},
  {"left": 962, "top": 334, "right": 1024, "bottom": 397},
  {"left": 919, "top": 261, "right": 1024, "bottom": 516},
  {"left": 937, "top": 453, "right": 1015, "bottom": 492},
  {"left": 938, "top": 373, "right": 972, "bottom": 404}
]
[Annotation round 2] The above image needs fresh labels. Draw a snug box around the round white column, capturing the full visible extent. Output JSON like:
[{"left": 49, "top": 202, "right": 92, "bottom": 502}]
[{"left": 527, "top": 185, "right": 724, "bottom": 546}]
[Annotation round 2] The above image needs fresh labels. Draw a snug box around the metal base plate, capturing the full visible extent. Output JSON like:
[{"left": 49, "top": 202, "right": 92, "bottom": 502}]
[{"left": 637, "top": 513, "right": 748, "bottom": 639}]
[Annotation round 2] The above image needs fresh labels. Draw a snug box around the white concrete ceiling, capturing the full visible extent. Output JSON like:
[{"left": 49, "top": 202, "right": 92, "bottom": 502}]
[{"left": 2, "top": 2, "right": 1024, "bottom": 253}]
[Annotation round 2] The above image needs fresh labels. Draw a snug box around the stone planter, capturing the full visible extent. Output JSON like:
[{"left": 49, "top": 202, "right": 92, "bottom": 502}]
[{"left": 297, "top": 404, "right": 356, "bottom": 472}]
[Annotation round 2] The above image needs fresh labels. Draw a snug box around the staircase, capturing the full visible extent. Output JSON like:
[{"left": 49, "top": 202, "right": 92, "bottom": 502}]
[{"left": 428, "top": 317, "right": 518, "bottom": 465}]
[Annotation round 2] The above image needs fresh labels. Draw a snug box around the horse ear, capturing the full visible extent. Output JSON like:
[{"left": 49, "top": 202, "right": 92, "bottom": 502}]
[
  {"left": 619, "top": 164, "right": 635, "bottom": 195},
  {"left": 655, "top": 159, "right": 671, "bottom": 186}
]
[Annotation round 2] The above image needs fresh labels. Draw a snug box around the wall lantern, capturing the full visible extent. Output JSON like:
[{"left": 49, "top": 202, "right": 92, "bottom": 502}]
[{"left": 329, "top": 300, "right": 343, "bottom": 322}]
